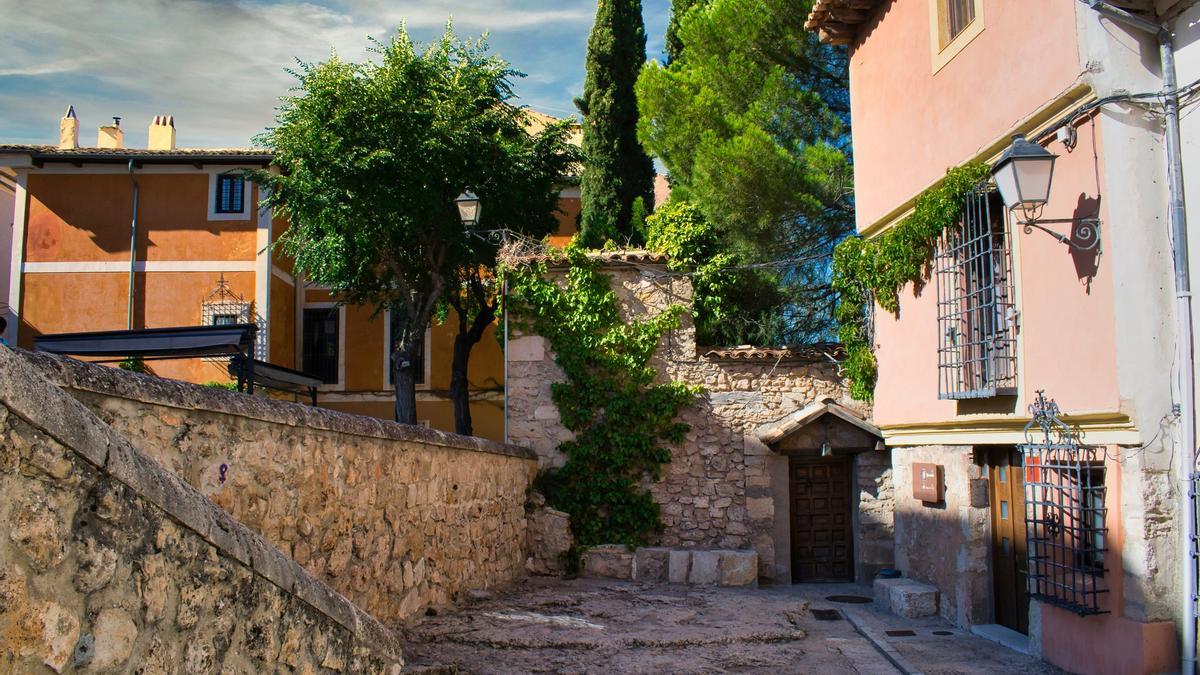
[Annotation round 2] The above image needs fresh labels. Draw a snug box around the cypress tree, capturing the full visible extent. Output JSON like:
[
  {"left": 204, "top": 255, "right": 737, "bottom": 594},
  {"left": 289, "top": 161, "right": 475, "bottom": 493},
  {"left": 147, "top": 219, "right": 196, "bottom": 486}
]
[{"left": 577, "top": 0, "right": 656, "bottom": 247}]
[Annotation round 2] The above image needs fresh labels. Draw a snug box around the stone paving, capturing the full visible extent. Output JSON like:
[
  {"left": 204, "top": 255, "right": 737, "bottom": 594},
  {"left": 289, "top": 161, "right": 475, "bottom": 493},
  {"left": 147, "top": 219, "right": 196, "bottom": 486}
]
[{"left": 396, "top": 577, "right": 1063, "bottom": 674}]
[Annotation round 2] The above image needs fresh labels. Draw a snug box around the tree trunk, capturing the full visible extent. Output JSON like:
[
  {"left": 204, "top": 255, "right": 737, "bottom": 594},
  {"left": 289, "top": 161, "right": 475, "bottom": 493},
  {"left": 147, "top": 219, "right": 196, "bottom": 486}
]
[
  {"left": 450, "top": 299, "right": 497, "bottom": 436},
  {"left": 392, "top": 329, "right": 425, "bottom": 425}
]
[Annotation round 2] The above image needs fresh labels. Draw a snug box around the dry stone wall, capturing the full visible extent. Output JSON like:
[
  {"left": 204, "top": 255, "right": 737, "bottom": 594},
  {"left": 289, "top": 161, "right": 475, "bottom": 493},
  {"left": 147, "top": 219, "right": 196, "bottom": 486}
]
[
  {"left": 507, "top": 259, "right": 888, "bottom": 582},
  {"left": 21, "top": 350, "right": 539, "bottom": 624},
  {"left": 0, "top": 346, "right": 402, "bottom": 673}
]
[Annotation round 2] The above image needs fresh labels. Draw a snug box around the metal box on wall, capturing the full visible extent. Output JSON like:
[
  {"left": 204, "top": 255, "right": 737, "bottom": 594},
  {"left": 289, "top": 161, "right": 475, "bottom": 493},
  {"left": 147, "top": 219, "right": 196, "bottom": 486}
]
[{"left": 912, "top": 462, "right": 944, "bottom": 503}]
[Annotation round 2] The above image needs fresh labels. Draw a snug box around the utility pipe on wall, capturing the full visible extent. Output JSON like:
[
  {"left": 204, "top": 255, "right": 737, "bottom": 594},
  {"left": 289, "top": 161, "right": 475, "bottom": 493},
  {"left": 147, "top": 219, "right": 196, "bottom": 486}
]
[
  {"left": 127, "top": 159, "right": 140, "bottom": 330},
  {"left": 1084, "top": 2, "right": 1197, "bottom": 671}
]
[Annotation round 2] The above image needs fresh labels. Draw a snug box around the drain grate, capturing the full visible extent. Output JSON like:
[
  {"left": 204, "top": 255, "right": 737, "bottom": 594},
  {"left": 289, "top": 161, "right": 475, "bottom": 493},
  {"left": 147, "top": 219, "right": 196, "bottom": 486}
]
[
  {"left": 932, "top": 630, "right": 953, "bottom": 636},
  {"left": 884, "top": 629, "right": 917, "bottom": 637},
  {"left": 811, "top": 609, "right": 843, "bottom": 621},
  {"left": 825, "top": 595, "right": 873, "bottom": 604}
]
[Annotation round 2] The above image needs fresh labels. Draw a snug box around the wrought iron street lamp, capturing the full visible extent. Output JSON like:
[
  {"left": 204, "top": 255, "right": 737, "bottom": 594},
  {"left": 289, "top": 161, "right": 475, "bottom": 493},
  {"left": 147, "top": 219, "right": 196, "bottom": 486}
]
[
  {"left": 992, "top": 134, "right": 1056, "bottom": 216},
  {"left": 991, "top": 133, "right": 1101, "bottom": 252},
  {"left": 455, "top": 190, "right": 482, "bottom": 228}
]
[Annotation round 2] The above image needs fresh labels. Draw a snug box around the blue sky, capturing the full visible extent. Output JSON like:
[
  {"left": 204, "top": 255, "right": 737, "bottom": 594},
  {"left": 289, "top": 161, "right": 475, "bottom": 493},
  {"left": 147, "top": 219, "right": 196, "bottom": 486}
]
[{"left": 0, "top": 0, "right": 671, "bottom": 148}]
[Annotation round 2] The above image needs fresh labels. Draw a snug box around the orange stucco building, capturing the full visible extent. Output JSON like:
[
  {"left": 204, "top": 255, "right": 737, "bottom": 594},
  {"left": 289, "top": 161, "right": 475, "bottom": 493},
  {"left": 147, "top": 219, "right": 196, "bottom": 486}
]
[
  {"left": 1, "top": 109, "right": 582, "bottom": 443},
  {"left": 808, "top": 0, "right": 1200, "bottom": 672}
]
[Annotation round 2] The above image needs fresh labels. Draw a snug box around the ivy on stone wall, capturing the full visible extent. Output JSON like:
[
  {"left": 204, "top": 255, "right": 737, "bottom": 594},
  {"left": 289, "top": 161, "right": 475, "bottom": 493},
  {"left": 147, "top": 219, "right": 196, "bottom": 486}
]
[
  {"left": 505, "top": 245, "right": 699, "bottom": 560},
  {"left": 832, "top": 162, "right": 991, "bottom": 401}
]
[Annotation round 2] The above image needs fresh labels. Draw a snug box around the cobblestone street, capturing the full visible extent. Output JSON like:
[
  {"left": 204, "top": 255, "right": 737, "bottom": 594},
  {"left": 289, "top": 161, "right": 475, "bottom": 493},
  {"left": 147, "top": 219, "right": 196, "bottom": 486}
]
[{"left": 397, "top": 578, "right": 1063, "bottom": 674}]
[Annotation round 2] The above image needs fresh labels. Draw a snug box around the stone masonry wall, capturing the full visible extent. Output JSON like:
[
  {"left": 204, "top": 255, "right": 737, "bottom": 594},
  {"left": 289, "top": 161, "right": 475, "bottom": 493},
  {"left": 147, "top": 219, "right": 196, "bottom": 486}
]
[
  {"left": 891, "top": 445, "right": 991, "bottom": 627},
  {"left": 0, "top": 346, "right": 402, "bottom": 673},
  {"left": 507, "top": 258, "right": 885, "bottom": 581},
  {"left": 21, "top": 350, "right": 539, "bottom": 624}
]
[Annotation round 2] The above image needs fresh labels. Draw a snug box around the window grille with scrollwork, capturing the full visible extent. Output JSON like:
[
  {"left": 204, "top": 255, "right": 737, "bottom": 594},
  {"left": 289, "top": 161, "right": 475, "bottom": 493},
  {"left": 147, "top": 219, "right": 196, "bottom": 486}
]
[
  {"left": 1020, "top": 390, "right": 1109, "bottom": 616},
  {"left": 935, "top": 186, "right": 1018, "bottom": 400},
  {"left": 201, "top": 275, "right": 266, "bottom": 360}
]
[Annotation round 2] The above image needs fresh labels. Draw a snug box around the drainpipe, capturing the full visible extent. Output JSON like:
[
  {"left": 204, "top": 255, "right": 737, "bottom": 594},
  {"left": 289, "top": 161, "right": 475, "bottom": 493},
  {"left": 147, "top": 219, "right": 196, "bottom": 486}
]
[
  {"left": 1084, "top": 2, "right": 1196, "bottom": 671},
  {"left": 127, "top": 160, "right": 140, "bottom": 330}
]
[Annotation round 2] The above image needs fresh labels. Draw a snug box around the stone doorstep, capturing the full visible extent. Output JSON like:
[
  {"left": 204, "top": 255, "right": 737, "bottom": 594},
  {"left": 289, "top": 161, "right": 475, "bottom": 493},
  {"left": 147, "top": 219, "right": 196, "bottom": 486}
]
[
  {"left": 969, "top": 624, "right": 1031, "bottom": 655},
  {"left": 873, "top": 577, "right": 938, "bottom": 619},
  {"left": 580, "top": 546, "right": 758, "bottom": 587}
]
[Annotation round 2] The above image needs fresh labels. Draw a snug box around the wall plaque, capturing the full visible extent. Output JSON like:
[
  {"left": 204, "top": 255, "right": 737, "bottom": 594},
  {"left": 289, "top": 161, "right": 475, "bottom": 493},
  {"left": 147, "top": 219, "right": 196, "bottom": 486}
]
[{"left": 912, "top": 462, "right": 944, "bottom": 503}]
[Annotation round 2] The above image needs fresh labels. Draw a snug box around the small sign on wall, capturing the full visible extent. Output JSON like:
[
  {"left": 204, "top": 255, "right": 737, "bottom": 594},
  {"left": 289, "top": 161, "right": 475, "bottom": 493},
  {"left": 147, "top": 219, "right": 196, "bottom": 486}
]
[{"left": 912, "top": 463, "right": 944, "bottom": 503}]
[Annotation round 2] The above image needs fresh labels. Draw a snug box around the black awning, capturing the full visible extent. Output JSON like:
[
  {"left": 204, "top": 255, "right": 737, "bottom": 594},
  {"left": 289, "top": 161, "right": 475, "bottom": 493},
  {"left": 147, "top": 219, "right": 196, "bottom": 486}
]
[
  {"left": 33, "top": 324, "right": 257, "bottom": 360},
  {"left": 228, "top": 356, "right": 321, "bottom": 404}
]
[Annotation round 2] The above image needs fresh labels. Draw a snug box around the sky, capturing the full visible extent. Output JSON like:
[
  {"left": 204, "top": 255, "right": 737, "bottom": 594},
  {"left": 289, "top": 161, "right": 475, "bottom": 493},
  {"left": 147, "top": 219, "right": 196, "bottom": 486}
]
[{"left": 0, "top": 0, "right": 671, "bottom": 148}]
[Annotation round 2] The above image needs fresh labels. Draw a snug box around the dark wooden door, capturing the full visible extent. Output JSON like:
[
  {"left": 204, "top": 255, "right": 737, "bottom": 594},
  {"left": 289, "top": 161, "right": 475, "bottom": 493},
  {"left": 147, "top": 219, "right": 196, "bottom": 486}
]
[
  {"left": 790, "top": 456, "right": 853, "bottom": 582},
  {"left": 988, "top": 447, "right": 1029, "bottom": 634}
]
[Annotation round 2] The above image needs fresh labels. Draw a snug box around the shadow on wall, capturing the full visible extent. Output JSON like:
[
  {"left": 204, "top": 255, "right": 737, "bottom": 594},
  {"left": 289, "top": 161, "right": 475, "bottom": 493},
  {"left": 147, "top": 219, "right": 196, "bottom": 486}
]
[{"left": 1070, "top": 192, "right": 1102, "bottom": 291}]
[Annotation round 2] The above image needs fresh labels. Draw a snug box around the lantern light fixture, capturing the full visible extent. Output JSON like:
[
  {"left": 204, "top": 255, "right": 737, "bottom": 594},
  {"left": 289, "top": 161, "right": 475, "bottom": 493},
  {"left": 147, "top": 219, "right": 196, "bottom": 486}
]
[
  {"left": 991, "top": 133, "right": 1101, "bottom": 252},
  {"left": 455, "top": 190, "right": 481, "bottom": 228}
]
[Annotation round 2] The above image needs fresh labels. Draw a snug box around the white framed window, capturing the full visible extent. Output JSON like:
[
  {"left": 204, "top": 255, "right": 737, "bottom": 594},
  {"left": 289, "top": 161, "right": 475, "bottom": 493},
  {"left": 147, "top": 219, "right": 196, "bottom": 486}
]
[
  {"left": 207, "top": 170, "right": 251, "bottom": 221},
  {"left": 929, "top": 0, "right": 984, "bottom": 73},
  {"left": 384, "top": 308, "right": 432, "bottom": 390}
]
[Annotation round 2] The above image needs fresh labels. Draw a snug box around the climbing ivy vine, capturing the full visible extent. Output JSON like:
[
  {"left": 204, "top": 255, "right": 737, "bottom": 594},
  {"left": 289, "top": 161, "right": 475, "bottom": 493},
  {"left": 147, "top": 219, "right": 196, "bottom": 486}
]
[
  {"left": 832, "top": 163, "right": 990, "bottom": 401},
  {"left": 505, "top": 245, "right": 699, "bottom": 558}
]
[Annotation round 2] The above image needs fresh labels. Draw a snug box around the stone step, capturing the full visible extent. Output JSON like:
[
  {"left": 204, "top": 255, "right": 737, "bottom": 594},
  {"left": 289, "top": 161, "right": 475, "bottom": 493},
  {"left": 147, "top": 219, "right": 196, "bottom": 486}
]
[
  {"left": 580, "top": 546, "right": 758, "bottom": 586},
  {"left": 873, "top": 577, "right": 938, "bottom": 618}
]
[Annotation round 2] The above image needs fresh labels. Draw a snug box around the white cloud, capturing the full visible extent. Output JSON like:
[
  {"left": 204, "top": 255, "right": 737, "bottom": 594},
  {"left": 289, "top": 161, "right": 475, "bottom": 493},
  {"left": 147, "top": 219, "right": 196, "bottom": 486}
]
[{"left": 0, "top": 0, "right": 670, "bottom": 147}]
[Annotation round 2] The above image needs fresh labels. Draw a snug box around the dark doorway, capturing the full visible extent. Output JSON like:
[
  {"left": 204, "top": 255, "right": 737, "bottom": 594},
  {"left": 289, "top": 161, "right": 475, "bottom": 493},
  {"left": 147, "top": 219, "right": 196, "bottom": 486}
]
[
  {"left": 790, "top": 456, "right": 854, "bottom": 582},
  {"left": 987, "top": 446, "right": 1029, "bottom": 634}
]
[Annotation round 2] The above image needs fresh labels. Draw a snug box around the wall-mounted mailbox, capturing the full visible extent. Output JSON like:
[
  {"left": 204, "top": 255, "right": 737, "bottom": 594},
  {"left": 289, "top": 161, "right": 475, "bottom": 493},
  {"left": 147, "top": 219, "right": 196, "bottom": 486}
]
[{"left": 912, "top": 462, "right": 944, "bottom": 503}]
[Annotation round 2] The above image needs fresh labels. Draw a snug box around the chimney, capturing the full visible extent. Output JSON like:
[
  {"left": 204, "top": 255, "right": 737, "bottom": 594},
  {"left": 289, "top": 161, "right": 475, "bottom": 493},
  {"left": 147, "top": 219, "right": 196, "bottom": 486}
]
[
  {"left": 97, "top": 116, "right": 124, "bottom": 149},
  {"left": 148, "top": 115, "right": 176, "bottom": 151},
  {"left": 58, "top": 105, "right": 79, "bottom": 149}
]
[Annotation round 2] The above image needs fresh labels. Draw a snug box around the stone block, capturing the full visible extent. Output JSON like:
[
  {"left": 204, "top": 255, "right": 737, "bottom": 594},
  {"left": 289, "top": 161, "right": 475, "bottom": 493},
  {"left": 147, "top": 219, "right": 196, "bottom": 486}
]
[
  {"left": 634, "top": 547, "right": 670, "bottom": 582},
  {"left": 874, "top": 577, "right": 938, "bottom": 618},
  {"left": 688, "top": 550, "right": 721, "bottom": 585},
  {"left": 718, "top": 550, "right": 758, "bottom": 587},
  {"left": 507, "top": 336, "right": 547, "bottom": 362},
  {"left": 668, "top": 550, "right": 691, "bottom": 583},
  {"left": 580, "top": 545, "right": 634, "bottom": 580}
]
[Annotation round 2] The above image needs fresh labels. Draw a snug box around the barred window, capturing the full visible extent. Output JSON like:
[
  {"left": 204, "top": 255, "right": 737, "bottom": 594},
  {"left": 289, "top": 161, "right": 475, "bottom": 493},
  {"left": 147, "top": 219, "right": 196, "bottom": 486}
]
[
  {"left": 201, "top": 275, "right": 266, "bottom": 359},
  {"left": 1021, "top": 392, "right": 1109, "bottom": 616},
  {"left": 935, "top": 188, "right": 1017, "bottom": 400}
]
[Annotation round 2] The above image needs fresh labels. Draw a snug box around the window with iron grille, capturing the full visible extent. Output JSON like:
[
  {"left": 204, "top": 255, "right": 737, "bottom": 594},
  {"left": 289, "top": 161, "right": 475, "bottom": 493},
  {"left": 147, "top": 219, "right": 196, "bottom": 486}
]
[
  {"left": 1021, "top": 391, "right": 1109, "bottom": 616},
  {"left": 214, "top": 174, "right": 245, "bottom": 214},
  {"left": 935, "top": 187, "right": 1017, "bottom": 400},
  {"left": 201, "top": 275, "right": 266, "bottom": 359}
]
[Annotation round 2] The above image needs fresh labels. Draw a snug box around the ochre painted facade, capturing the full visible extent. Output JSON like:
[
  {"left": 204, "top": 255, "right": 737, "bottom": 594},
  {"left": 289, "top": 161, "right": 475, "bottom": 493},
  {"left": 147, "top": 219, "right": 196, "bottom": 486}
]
[{"left": 3, "top": 120, "right": 580, "bottom": 443}]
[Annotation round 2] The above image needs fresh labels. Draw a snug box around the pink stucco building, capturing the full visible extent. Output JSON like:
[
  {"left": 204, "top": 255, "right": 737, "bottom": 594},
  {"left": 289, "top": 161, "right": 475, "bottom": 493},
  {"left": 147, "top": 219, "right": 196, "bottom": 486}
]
[{"left": 809, "top": 1, "right": 1200, "bottom": 672}]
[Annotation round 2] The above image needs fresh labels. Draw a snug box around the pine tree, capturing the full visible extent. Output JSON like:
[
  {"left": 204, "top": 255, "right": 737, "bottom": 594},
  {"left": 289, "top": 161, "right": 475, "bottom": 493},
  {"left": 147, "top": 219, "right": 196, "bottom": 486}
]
[
  {"left": 577, "top": 0, "right": 656, "bottom": 247},
  {"left": 664, "top": 0, "right": 706, "bottom": 63}
]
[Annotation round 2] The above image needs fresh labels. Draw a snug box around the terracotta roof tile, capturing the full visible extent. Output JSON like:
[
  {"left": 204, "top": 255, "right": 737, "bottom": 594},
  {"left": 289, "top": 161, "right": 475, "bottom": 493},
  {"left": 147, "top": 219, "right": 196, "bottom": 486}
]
[
  {"left": 700, "top": 344, "right": 844, "bottom": 362},
  {"left": 805, "top": 0, "right": 886, "bottom": 45}
]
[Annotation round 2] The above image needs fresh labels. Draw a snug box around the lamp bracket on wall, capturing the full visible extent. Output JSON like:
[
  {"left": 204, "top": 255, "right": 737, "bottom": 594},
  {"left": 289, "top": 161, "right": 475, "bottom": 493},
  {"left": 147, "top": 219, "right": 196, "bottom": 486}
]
[{"left": 1018, "top": 216, "right": 1102, "bottom": 253}]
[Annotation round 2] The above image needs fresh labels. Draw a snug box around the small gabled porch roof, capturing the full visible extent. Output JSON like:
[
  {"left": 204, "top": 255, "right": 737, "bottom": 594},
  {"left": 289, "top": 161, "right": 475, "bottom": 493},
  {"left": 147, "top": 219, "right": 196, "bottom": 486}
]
[{"left": 755, "top": 397, "right": 881, "bottom": 449}]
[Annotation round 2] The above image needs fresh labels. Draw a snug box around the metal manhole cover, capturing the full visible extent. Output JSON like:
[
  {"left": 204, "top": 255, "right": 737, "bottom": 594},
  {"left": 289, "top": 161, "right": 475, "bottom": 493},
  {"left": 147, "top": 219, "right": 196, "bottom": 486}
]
[
  {"left": 825, "top": 595, "right": 872, "bottom": 604},
  {"left": 811, "top": 609, "right": 843, "bottom": 621},
  {"left": 885, "top": 629, "right": 917, "bottom": 637}
]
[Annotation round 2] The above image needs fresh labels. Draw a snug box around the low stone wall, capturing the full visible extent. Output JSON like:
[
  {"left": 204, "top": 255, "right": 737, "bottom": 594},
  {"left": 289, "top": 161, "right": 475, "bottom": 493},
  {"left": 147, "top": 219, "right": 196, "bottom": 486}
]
[
  {"left": 20, "top": 350, "right": 539, "bottom": 624},
  {"left": 507, "top": 259, "right": 892, "bottom": 583},
  {"left": 0, "top": 346, "right": 401, "bottom": 672}
]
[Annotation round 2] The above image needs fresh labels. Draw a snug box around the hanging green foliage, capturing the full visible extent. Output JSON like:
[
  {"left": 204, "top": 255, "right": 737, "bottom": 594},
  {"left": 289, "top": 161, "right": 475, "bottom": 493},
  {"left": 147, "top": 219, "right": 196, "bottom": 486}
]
[
  {"left": 831, "top": 163, "right": 990, "bottom": 401},
  {"left": 505, "top": 245, "right": 698, "bottom": 558}
]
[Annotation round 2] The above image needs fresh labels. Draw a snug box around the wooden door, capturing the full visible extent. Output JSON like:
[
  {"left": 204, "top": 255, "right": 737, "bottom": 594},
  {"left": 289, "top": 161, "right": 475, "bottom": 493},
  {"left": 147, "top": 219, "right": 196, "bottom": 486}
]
[
  {"left": 988, "top": 447, "right": 1029, "bottom": 634},
  {"left": 790, "top": 456, "right": 853, "bottom": 582}
]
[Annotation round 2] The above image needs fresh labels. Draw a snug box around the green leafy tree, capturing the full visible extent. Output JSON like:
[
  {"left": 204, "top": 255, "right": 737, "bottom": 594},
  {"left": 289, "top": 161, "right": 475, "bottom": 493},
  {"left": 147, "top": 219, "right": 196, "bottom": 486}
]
[
  {"left": 256, "top": 27, "right": 576, "bottom": 426},
  {"left": 646, "top": 200, "right": 784, "bottom": 345},
  {"left": 637, "top": 0, "right": 852, "bottom": 343},
  {"left": 577, "top": 0, "right": 656, "bottom": 247}
]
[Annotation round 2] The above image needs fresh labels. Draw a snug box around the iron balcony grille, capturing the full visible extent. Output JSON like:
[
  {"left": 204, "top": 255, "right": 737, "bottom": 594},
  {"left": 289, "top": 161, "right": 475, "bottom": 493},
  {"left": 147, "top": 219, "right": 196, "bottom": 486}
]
[
  {"left": 202, "top": 275, "right": 266, "bottom": 360},
  {"left": 935, "top": 187, "right": 1017, "bottom": 400},
  {"left": 1021, "top": 391, "right": 1109, "bottom": 616}
]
